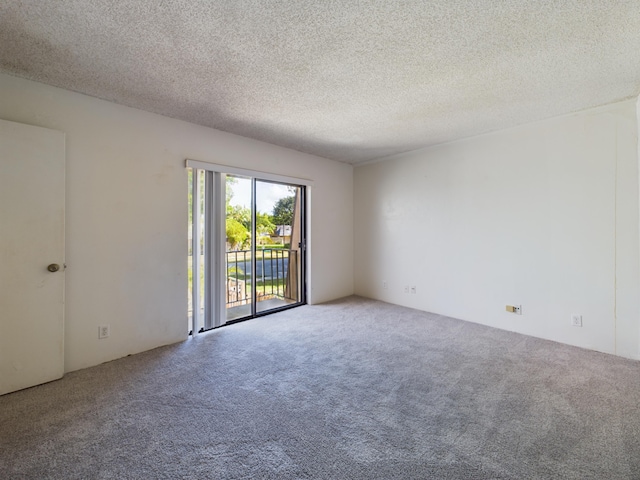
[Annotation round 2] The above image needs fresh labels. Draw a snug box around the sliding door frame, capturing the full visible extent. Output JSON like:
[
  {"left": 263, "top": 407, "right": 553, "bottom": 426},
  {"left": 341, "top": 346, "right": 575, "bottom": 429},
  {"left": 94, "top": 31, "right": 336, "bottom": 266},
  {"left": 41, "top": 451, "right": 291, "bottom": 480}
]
[{"left": 187, "top": 159, "right": 312, "bottom": 333}]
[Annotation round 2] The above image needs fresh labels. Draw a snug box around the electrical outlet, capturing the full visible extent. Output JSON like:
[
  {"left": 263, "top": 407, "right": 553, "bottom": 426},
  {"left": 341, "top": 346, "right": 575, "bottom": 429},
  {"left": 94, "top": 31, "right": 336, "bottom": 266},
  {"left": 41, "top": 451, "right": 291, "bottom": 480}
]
[
  {"left": 404, "top": 286, "right": 409, "bottom": 294},
  {"left": 383, "top": 281, "right": 387, "bottom": 289},
  {"left": 99, "top": 324, "right": 110, "bottom": 339},
  {"left": 410, "top": 286, "right": 416, "bottom": 294},
  {"left": 571, "top": 314, "right": 582, "bottom": 327},
  {"left": 506, "top": 305, "right": 522, "bottom": 315}
]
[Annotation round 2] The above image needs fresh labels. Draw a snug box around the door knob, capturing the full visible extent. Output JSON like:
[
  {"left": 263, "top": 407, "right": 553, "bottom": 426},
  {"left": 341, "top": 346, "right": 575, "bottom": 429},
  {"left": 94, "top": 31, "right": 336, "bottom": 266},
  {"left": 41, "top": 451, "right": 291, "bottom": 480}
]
[{"left": 47, "top": 264, "right": 60, "bottom": 272}]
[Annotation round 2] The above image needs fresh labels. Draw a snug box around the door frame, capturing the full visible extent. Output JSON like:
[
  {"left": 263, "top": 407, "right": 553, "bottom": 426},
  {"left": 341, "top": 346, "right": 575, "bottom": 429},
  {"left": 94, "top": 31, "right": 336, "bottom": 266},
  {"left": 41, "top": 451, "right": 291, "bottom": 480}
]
[{"left": 186, "top": 159, "right": 312, "bottom": 333}]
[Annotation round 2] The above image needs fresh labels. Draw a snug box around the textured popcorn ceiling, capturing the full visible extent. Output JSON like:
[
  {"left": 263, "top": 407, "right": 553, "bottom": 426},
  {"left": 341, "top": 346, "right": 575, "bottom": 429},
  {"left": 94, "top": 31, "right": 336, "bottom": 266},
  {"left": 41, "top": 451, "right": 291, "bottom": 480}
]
[{"left": 1, "top": 1, "right": 639, "bottom": 164}]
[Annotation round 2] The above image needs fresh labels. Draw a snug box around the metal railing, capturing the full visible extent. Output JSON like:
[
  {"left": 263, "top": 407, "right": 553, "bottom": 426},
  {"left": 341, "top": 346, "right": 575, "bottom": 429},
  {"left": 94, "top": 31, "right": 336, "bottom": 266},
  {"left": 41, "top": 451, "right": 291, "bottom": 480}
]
[{"left": 226, "top": 248, "right": 299, "bottom": 307}]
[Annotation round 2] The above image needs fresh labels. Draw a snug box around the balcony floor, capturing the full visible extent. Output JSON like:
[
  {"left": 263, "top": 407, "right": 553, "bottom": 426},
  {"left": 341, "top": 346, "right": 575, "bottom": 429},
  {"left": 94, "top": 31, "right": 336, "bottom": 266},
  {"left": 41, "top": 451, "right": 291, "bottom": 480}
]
[{"left": 226, "top": 297, "right": 298, "bottom": 322}]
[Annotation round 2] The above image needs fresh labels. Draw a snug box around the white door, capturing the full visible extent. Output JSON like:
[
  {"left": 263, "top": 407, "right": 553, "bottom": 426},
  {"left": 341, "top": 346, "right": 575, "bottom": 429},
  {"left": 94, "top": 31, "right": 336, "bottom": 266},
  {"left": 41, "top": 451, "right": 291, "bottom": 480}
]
[{"left": 0, "top": 119, "right": 65, "bottom": 395}]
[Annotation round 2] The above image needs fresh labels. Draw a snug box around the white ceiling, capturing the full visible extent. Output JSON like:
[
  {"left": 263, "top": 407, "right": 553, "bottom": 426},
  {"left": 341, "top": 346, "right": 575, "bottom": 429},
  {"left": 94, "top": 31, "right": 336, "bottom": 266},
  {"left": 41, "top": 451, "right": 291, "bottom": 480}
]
[{"left": 1, "top": 1, "right": 639, "bottom": 164}]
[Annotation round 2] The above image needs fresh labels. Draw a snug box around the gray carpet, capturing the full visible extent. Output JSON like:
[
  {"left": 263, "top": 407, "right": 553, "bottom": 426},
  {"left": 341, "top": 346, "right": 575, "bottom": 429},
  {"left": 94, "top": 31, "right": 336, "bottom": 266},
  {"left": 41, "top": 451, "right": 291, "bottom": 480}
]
[{"left": 2, "top": 296, "right": 640, "bottom": 479}]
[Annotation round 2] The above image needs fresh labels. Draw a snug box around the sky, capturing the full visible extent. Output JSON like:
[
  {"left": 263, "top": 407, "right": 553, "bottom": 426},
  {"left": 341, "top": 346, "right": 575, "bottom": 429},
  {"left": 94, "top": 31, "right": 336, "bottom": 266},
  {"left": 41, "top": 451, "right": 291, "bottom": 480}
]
[{"left": 228, "top": 178, "right": 294, "bottom": 214}]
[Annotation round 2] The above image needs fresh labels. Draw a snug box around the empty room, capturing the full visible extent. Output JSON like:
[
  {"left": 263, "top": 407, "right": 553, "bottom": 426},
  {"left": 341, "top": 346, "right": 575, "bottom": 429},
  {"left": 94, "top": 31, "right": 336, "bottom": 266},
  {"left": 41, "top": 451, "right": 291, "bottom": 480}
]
[{"left": 2, "top": 2, "right": 640, "bottom": 479}]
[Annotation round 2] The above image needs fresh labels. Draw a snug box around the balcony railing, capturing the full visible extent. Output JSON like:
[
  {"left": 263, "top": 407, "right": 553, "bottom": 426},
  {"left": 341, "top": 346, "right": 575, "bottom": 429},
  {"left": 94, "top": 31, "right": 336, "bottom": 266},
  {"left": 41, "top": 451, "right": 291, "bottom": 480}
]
[
  {"left": 187, "top": 248, "right": 300, "bottom": 329},
  {"left": 226, "top": 248, "right": 299, "bottom": 307}
]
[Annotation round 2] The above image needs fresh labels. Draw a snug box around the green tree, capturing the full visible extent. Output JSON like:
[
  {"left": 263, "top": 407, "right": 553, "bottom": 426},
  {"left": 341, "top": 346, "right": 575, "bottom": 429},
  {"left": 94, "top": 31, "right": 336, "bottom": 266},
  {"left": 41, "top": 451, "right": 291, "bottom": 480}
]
[
  {"left": 272, "top": 196, "right": 295, "bottom": 226},
  {"left": 227, "top": 204, "right": 251, "bottom": 229},
  {"left": 225, "top": 177, "right": 250, "bottom": 249},
  {"left": 224, "top": 176, "right": 280, "bottom": 248},
  {"left": 256, "top": 212, "right": 275, "bottom": 244},
  {"left": 226, "top": 208, "right": 275, "bottom": 247},
  {"left": 256, "top": 212, "right": 275, "bottom": 235},
  {"left": 226, "top": 218, "right": 249, "bottom": 250}
]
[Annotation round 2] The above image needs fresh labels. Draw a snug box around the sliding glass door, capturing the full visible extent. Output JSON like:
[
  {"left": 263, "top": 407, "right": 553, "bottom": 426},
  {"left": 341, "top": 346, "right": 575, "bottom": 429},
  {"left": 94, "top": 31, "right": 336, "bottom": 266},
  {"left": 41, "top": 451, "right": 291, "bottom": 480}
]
[
  {"left": 255, "top": 180, "right": 304, "bottom": 314},
  {"left": 188, "top": 165, "right": 306, "bottom": 333}
]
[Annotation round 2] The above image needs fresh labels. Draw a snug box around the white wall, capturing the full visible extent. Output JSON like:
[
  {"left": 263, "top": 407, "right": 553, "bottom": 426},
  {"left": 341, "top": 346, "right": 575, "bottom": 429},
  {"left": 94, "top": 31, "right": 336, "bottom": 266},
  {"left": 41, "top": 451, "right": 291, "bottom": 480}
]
[
  {"left": 355, "top": 99, "right": 640, "bottom": 359},
  {"left": 0, "top": 73, "right": 354, "bottom": 372}
]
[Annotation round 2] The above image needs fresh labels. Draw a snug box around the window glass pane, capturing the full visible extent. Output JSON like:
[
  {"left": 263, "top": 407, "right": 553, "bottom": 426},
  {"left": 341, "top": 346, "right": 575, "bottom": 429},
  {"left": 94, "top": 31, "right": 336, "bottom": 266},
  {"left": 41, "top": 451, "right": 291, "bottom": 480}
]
[
  {"left": 225, "top": 175, "right": 253, "bottom": 322},
  {"left": 256, "top": 181, "right": 302, "bottom": 313}
]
